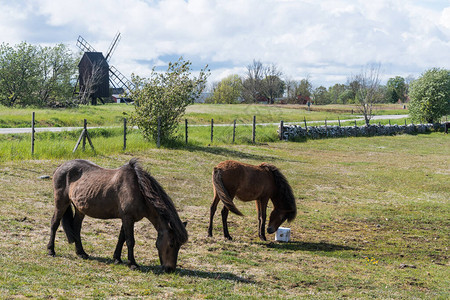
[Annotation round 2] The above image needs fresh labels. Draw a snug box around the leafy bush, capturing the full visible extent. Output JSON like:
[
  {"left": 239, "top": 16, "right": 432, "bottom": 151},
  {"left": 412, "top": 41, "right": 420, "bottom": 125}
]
[
  {"left": 128, "top": 58, "right": 209, "bottom": 142},
  {"left": 409, "top": 68, "right": 450, "bottom": 123}
]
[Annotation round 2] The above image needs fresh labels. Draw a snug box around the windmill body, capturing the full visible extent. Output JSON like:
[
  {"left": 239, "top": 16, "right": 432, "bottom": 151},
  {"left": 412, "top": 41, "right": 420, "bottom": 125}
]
[
  {"left": 78, "top": 52, "right": 110, "bottom": 100},
  {"left": 74, "top": 33, "right": 134, "bottom": 104}
]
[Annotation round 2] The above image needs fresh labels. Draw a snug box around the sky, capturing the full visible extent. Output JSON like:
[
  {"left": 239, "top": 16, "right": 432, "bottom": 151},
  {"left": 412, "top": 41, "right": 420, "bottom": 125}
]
[{"left": 0, "top": 0, "right": 449, "bottom": 88}]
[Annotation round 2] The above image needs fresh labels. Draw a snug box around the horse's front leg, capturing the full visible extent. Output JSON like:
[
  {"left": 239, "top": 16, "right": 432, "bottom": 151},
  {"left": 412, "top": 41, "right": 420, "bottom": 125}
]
[
  {"left": 113, "top": 225, "right": 126, "bottom": 264},
  {"left": 122, "top": 218, "right": 138, "bottom": 270},
  {"left": 257, "top": 198, "right": 269, "bottom": 241}
]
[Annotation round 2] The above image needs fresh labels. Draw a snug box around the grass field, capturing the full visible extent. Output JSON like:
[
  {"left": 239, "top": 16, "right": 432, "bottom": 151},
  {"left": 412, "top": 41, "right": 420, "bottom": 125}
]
[
  {"left": 0, "top": 103, "right": 409, "bottom": 128},
  {"left": 0, "top": 104, "right": 448, "bottom": 298},
  {"left": 0, "top": 129, "right": 449, "bottom": 298},
  {"left": 0, "top": 103, "right": 416, "bottom": 162}
]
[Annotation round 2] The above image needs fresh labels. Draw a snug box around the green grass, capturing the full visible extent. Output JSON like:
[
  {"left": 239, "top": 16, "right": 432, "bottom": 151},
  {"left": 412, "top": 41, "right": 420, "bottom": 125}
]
[
  {"left": 0, "top": 104, "right": 448, "bottom": 298},
  {"left": 0, "top": 103, "right": 414, "bottom": 161},
  {"left": 0, "top": 104, "right": 133, "bottom": 128},
  {"left": 0, "top": 103, "right": 409, "bottom": 129},
  {"left": 0, "top": 132, "right": 449, "bottom": 298}
]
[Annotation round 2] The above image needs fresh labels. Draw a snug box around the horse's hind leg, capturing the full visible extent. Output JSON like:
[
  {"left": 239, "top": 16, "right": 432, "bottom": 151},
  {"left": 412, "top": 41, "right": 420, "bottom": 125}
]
[
  {"left": 72, "top": 210, "right": 88, "bottom": 259},
  {"left": 221, "top": 207, "right": 232, "bottom": 240},
  {"left": 113, "top": 225, "right": 126, "bottom": 264},
  {"left": 47, "top": 201, "right": 70, "bottom": 256},
  {"left": 208, "top": 193, "right": 221, "bottom": 237}
]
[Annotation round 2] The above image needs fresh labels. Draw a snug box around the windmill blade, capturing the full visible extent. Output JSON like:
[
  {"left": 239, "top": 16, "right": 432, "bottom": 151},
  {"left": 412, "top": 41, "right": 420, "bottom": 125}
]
[
  {"left": 109, "top": 65, "right": 134, "bottom": 94},
  {"left": 76, "top": 35, "right": 97, "bottom": 53},
  {"left": 105, "top": 32, "right": 121, "bottom": 62}
]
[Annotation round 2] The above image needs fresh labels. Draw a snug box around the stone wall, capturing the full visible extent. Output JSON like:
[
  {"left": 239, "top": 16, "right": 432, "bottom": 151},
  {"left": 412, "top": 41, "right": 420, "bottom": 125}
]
[{"left": 278, "top": 123, "right": 445, "bottom": 140}]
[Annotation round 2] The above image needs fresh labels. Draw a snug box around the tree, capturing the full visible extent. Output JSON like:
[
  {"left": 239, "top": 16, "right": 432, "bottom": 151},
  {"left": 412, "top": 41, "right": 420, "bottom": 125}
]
[
  {"left": 409, "top": 68, "right": 450, "bottom": 123},
  {"left": 242, "top": 59, "right": 264, "bottom": 103},
  {"left": 312, "top": 86, "right": 328, "bottom": 105},
  {"left": 386, "top": 76, "right": 407, "bottom": 103},
  {"left": 0, "top": 42, "right": 40, "bottom": 106},
  {"left": 0, "top": 42, "right": 78, "bottom": 107},
  {"left": 261, "top": 64, "right": 284, "bottom": 104},
  {"left": 128, "top": 58, "right": 209, "bottom": 142},
  {"left": 350, "top": 64, "right": 383, "bottom": 125},
  {"left": 297, "top": 78, "right": 312, "bottom": 99},
  {"left": 38, "top": 44, "right": 78, "bottom": 105},
  {"left": 208, "top": 74, "right": 242, "bottom": 104},
  {"left": 328, "top": 83, "right": 348, "bottom": 104}
]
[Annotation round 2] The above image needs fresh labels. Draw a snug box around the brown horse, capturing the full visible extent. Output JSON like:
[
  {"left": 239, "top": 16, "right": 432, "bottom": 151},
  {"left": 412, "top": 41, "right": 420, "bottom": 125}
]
[
  {"left": 47, "top": 159, "right": 188, "bottom": 272},
  {"left": 208, "top": 160, "right": 297, "bottom": 241}
]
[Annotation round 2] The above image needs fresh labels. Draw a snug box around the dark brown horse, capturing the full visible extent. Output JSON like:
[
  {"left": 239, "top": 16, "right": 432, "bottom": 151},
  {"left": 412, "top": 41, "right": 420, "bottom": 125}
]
[
  {"left": 47, "top": 159, "right": 188, "bottom": 272},
  {"left": 208, "top": 160, "right": 297, "bottom": 241}
]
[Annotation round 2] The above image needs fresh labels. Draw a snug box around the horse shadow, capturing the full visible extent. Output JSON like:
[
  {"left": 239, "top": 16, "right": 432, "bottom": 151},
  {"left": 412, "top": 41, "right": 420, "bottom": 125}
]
[
  {"left": 186, "top": 144, "right": 274, "bottom": 161},
  {"left": 86, "top": 256, "right": 255, "bottom": 283},
  {"left": 260, "top": 241, "right": 357, "bottom": 252},
  {"left": 185, "top": 144, "right": 307, "bottom": 164}
]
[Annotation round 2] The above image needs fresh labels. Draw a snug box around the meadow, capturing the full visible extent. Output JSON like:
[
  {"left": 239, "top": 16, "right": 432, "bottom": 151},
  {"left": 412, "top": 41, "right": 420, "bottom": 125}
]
[
  {"left": 0, "top": 103, "right": 412, "bottom": 162},
  {"left": 0, "top": 103, "right": 407, "bottom": 128},
  {"left": 0, "top": 104, "right": 448, "bottom": 298}
]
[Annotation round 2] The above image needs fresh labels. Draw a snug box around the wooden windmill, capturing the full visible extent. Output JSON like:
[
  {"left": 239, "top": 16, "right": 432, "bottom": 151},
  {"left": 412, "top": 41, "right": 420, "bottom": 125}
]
[{"left": 74, "top": 32, "right": 134, "bottom": 105}]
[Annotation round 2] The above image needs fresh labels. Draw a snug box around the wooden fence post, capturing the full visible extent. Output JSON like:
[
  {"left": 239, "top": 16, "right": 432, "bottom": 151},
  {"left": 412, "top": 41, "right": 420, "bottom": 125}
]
[
  {"left": 123, "top": 118, "right": 127, "bottom": 150},
  {"left": 338, "top": 116, "right": 341, "bottom": 127},
  {"left": 185, "top": 119, "right": 188, "bottom": 145},
  {"left": 252, "top": 116, "right": 256, "bottom": 144},
  {"left": 82, "top": 119, "right": 87, "bottom": 151},
  {"left": 232, "top": 120, "right": 236, "bottom": 143},
  {"left": 210, "top": 119, "right": 214, "bottom": 143},
  {"left": 279, "top": 120, "right": 284, "bottom": 140},
  {"left": 157, "top": 117, "right": 161, "bottom": 148},
  {"left": 304, "top": 116, "right": 308, "bottom": 131},
  {"left": 31, "top": 112, "right": 35, "bottom": 156},
  {"left": 73, "top": 119, "right": 94, "bottom": 153}
]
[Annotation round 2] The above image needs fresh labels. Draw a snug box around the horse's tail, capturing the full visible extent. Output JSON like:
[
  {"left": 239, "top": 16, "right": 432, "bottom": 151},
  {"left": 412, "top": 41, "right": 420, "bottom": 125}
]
[
  {"left": 260, "top": 163, "right": 297, "bottom": 222},
  {"left": 212, "top": 167, "right": 243, "bottom": 216},
  {"left": 61, "top": 205, "right": 76, "bottom": 244},
  {"left": 129, "top": 158, "right": 188, "bottom": 245}
]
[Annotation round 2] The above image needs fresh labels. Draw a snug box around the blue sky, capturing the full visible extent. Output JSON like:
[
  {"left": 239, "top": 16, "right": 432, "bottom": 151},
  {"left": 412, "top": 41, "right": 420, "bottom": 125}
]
[{"left": 1, "top": 0, "right": 449, "bottom": 88}]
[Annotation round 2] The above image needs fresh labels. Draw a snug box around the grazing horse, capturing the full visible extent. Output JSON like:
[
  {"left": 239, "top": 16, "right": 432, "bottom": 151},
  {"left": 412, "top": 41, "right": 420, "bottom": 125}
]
[
  {"left": 208, "top": 160, "right": 297, "bottom": 241},
  {"left": 47, "top": 159, "right": 188, "bottom": 272}
]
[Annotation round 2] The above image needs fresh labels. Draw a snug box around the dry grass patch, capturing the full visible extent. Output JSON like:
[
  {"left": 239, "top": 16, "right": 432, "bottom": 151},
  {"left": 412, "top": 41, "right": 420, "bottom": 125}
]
[{"left": 0, "top": 133, "right": 449, "bottom": 298}]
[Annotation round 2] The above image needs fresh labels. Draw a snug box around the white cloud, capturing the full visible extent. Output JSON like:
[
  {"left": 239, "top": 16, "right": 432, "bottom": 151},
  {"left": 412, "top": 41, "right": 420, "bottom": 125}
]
[
  {"left": 440, "top": 7, "right": 450, "bottom": 29},
  {"left": 0, "top": 0, "right": 449, "bottom": 87}
]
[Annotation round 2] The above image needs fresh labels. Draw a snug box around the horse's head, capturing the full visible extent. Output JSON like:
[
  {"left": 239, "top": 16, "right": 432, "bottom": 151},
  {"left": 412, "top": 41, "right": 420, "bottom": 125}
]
[
  {"left": 267, "top": 208, "right": 295, "bottom": 234},
  {"left": 155, "top": 221, "right": 187, "bottom": 273}
]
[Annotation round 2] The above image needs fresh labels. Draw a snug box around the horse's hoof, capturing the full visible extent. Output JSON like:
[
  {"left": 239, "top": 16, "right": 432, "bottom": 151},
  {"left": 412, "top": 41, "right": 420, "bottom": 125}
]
[
  {"left": 48, "top": 251, "right": 56, "bottom": 257},
  {"left": 128, "top": 264, "right": 140, "bottom": 271},
  {"left": 114, "top": 258, "right": 122, "bottom": 265},
  {"left": 260, "top": 236, "right": 267, "bottom": 241},
  {"left": 78, "top": 253, "right": 89, "bottom": 259},
  {"left": 225, "top": 236, "right": 232, "bottom": 241}
]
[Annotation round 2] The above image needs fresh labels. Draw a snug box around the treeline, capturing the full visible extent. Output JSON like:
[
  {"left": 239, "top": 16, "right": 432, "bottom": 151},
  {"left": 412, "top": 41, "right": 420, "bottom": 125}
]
[
  {"left": 206, "top": 59, "right": 412, "bottom": 105},
  {"left": 0, "top": 42, "right": 79, "bottom": 107}
]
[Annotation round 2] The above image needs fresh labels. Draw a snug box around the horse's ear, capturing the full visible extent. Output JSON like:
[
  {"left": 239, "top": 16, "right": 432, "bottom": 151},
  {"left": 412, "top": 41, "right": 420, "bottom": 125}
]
[{"left": 183, "top": 221, "right": 187, "bottom": 228}]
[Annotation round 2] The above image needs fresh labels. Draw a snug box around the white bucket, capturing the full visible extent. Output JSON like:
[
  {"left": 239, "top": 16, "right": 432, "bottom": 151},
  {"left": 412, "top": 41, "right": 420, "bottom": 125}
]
[{"left": 275, "top": 227, "right": 291, "bottom": 242}]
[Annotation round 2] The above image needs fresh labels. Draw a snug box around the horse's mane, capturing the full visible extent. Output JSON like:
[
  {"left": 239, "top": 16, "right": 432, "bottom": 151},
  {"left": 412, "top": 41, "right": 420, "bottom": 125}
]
[
  {"left": 260, "top": 163, "right": 297, "bottom": 221},
  {"left": 128, "top": 158, "right": 188, "bottom": 244}
]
